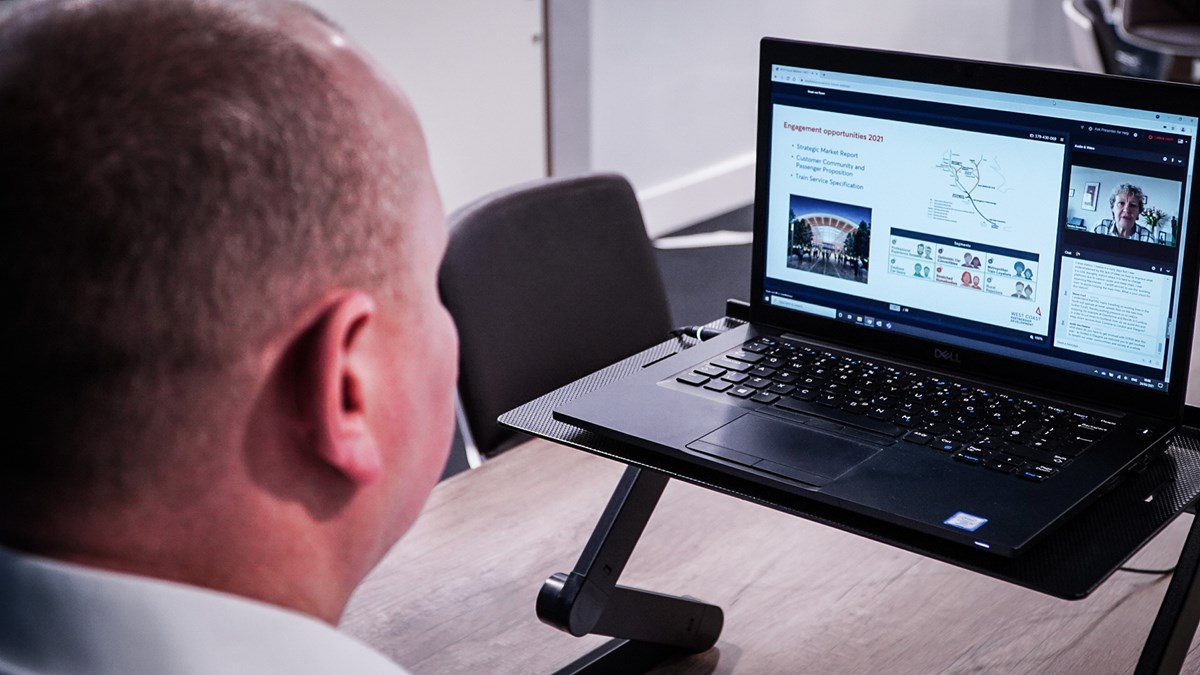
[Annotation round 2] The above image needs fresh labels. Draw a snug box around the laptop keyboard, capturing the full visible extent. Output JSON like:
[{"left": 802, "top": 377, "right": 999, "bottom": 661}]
[{"left": 674, "top": 336, "right": 1119, "bottom": 483}]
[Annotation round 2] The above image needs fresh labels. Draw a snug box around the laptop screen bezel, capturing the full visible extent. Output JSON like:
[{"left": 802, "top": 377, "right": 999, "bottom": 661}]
[{"left": 750, "top": 37, "right": 1200, "bottom": 421}]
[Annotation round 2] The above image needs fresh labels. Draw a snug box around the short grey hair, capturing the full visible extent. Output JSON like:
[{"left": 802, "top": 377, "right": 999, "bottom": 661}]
[
  {"left": 1109, "top": 183, "right": 1147, "bottom": 210},
  {"left": 0, "top": 0, "right": 424, "bottom": 509}
]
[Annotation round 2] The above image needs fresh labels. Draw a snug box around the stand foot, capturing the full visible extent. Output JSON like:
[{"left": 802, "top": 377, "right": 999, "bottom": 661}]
[{"left": 551, "top": 638, "right": 692, "bottom": 675}]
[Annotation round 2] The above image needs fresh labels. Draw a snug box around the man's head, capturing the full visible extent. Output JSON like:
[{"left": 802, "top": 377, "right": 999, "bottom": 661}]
[
  {"left": 1110, "top": 183, "right": 1146, "bottom": 236},
  {"left": 0, "top": 0, "right": 456, "bottom": 621}
]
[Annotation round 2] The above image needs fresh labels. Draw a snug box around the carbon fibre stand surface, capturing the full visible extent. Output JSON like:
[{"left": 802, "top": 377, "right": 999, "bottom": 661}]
[{"left": 500, "top": 319, "right": 1200, "bottom": 674}]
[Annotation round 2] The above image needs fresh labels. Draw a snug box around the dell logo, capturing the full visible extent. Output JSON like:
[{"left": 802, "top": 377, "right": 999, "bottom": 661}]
[{"left": 934, "top": 348, "right": 961, "bottom": 363}]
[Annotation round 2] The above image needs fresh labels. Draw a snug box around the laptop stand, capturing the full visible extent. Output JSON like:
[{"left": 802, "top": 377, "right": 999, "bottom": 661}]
[
  {"left": 536, "top": 466, "right": 723, "bottom": 674},
  {"left": 502, "top": 318, "right": 1200, "bottom": 675}
]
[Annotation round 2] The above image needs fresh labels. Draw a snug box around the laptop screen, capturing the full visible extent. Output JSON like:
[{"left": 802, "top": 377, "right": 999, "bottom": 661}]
[{"left": 759, "top": 56, "right": 1198, "bottom": 396}]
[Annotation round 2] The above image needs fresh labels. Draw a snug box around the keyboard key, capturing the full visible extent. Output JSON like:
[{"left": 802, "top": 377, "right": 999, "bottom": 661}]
[
  {"left": 768, "top": 383, "right": 796, "bottom": 396},
  {"left": 727, "top": 350, "right": 764, "bottom": 364},
  {"left": 950, "top": 415, "right": 973, "bottom": 429},
  {"left": 903, "top": 430, "right": 933, "bottom": 445},
  {"left": 751, "top": 392, "right": 780, "bottom": 404},
  {"left": 695, "top": 364, "right": 727, "bottom": 378},
  {"left": 1017, "top": 463, "right": 1059, "bottom": 482},
  {"left": 727, "top": 386, "right": 756, "bottom": 399},
  {"left": 1029, "top": 463, "right": 1059, "bottom": 477},
  {"left": 704, "top": 380, "right": 733, "bottom": 392},
  {"left": 750, "top": 366, "right": 777, "bottom": 378},
  {"left": 1077, "top": 421, "right": 1111, "bottom": 435},
  {"left": 948, "top": 428, "right": 978, "bottom": 443},
  {"left": 953, "top": 452, "right": 983, "bottom": 466},
  {"left": 841, "top": 399, "right": 869, "bottom": 415},
  {"left": 922, "top": 422, "right": 950, "bottom": 436},
  {"left": 984, "top": 459, "right": 1017, "bottom": 474},
  {"left": 974, "top": 436, "right": 1001, "bottom": 450},
  {"left": 792, "top": 384, "right": 820, "bottom": 398},
  {"left": 677, "top": 372, "right": 709, "bottom": 386},
  {"left": 872, "top": 394, "right": 898, "bottom": 407},
  {"left": 932, "top": 439, "right": 961, "bottom": 453},
  {"left": 1004, "top": 444, "right": 1071, "bottom": 467},
  {"left": 714, "top": 359, "right": 752, "bottom": 373},
  {"left": 722, "top": 372, "right": 749, "bottom": 384},
  {"left": 773, "top": 371, "right": 801, "bottom": 384},
  {"left": 816, "top": 393, "right": 842, "bottom": 407}
]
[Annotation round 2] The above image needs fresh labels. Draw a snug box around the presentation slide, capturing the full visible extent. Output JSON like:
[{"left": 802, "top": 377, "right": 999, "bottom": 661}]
[
  {"left": 1053, "top": 257, "right": 1172, "bottom": 369},
  {"left": 765, "top": 103, "right": 1066, "bottom": 334},
  {"left": 881, "top": 227, "right": 1047, "bottom": 334}
]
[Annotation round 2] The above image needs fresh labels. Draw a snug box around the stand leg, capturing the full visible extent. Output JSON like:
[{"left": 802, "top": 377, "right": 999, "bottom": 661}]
[
  {"left": 1136, "top": 509, "right": 1200, "bottom": 674},
  {"left": 538, "top": 466, "right": 724, "bottom": 673}
]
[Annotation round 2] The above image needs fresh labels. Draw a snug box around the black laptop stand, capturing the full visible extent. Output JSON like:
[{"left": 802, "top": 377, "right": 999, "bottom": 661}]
[{"left": 500, "top": 317, "right": 1200, "bottom": 675}]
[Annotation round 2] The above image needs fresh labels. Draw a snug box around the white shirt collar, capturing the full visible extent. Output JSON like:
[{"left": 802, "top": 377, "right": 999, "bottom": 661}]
[{"left": 0, "top": 545, "right": 408, "bottom": 675}]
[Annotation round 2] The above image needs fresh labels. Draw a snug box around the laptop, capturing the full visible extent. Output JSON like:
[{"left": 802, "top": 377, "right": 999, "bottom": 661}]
[{"left": 553, "top": 38, "right": 1200, "bottom": 557}]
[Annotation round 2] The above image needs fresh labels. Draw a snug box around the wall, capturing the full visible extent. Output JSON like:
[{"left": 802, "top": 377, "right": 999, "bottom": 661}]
[
  {"left": 306, "top": 0, "right": 546, "bottom": 213},
  {"left": 305, "top": 1, "right": 1076, "bottom": 232},
  {"left": 566, "top": 0, "right": 1074, "bottom": 236}
]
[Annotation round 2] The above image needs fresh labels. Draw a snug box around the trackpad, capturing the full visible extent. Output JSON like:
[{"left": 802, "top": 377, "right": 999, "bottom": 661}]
[{"left": 688, "top": 414, "right": 881, "bottom": 486}]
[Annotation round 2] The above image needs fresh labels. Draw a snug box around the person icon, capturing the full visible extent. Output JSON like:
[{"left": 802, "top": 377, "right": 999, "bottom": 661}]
[
  {"left": 1014, "top": 261, "right": 1026, "bottom": 276},
  {"left": 1023, "top": 267, "right": 1033, "bottom": 280},
  {"left": 961, "top": 271, "right": 972, "bottom": 285},
  {"left": 914, "top": 262, "right": 923, "bottom": 277},
  {"left": 963, "top": 252, "right": 973, "bottom": 266},
  {"left": 923, "top": 265, "right": 931, "bottom": 278},
  {"left": 1022, "top": 284, "right": 1033, "bottom": 299},
  {"left": 972, "top": 275, "right": 981, "bottom": 289},
  {"left": 917, "top": 243, "right": 926, "bottom": 258},
  {"left": 1012, "top": 281, "right": 1025, "bottom": 298},
  {"left": 971, "top": 256, "right": 981, "bottom": 268}
]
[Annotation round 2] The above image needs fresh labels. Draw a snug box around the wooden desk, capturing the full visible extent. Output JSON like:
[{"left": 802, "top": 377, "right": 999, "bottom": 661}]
[{"left": 341, "top": 438, "right": 1200, "bottom": 674}]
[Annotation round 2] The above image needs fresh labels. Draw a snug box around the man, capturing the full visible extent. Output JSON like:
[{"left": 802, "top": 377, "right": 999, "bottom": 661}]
[
  {"left": 0, "top": 0, "right": 456, "bottom": 672},
  {"left": 1108, "top": 182, "right": 1147, "bottom": 239}
]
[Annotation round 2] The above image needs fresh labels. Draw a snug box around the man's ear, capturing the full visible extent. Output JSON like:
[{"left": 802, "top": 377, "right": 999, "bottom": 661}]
[{"left": 298, "top": 291, "right": 382, "bottom": 486}]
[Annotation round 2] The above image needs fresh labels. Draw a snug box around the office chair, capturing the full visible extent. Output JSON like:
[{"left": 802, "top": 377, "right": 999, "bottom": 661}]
[
  {"left": 1064, "top": 0, "right": 1166, "bottom": 78},
  {"left": 1118, "top": 0, "right": 1200, "bottom": 58},
  {"left": 438, "top": 172, "right": 674, "bottom": 461},
  {"left": 1063, "top": 0, "right": 1108, "bottom": 73}
]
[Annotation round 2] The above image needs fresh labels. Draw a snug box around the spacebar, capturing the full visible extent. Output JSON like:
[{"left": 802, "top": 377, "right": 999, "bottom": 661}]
[{"left": 773, "top": 399, "right": 905, "bottom": 438}]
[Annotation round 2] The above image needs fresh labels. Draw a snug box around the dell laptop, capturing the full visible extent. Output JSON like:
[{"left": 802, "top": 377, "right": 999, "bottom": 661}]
[{"left": 554, "top": 38, "right": 1200, "bottom": 556}]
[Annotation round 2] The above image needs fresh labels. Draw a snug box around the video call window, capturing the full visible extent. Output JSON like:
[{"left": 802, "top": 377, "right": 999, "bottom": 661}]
[{"left": 1063, "top": 166, "right": 1183, "bottom": 248}]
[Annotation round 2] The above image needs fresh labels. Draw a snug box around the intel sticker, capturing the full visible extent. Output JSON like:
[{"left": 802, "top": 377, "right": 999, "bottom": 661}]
[{"left": 944, "top": 512, "right": 988, "bottom": 532}]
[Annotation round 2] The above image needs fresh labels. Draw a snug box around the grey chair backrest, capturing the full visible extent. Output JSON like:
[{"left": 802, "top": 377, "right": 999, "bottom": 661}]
[
  {"left": 439, "top": 172, "right": 673, "bottom": 457},
  {"left": 1067, "top": 0, "right": 1167, "bottom": 77},
  {"left": 1063, "top": 0, "right": 1108, "bottom": 73},
  {"left": 1117, "top": 0, "right": 1200, "bottom": 61}
]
